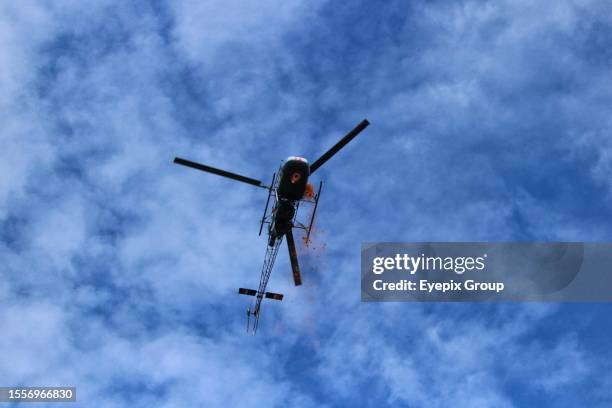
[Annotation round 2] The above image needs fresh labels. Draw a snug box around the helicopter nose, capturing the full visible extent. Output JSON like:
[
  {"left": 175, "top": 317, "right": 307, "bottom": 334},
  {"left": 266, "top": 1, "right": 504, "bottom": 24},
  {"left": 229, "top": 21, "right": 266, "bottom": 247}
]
[{"left": 290, "top": 172, "right": 301, "bottom": 184}]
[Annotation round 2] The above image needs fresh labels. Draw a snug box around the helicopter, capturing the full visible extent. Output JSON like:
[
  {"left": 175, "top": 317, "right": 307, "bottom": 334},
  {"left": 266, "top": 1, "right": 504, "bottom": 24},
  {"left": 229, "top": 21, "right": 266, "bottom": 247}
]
[{"left": 173, "top": 118, "right": 370, "bottom": 334}]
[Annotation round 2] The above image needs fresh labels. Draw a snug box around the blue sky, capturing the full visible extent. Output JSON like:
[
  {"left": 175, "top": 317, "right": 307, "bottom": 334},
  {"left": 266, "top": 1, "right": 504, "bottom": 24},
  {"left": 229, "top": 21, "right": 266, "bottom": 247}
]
[{"left": 1, "top": 0, "right": 612, "bottom": 406}]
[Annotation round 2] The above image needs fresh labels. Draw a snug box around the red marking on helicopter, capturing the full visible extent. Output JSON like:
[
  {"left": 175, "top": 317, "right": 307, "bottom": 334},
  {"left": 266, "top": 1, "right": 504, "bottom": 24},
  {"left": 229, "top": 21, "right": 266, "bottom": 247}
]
[{"left": 304, "top": 183, "right": 315, "bottom": 199}]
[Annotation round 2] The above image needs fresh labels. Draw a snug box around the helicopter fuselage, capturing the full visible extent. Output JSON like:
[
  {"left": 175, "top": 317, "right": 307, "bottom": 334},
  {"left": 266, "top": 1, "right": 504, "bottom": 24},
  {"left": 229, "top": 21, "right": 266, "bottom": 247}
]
[
  {"left": 269, "top": 157, "right": 310, "bottom": 243},
  {"left": 277, "top": 156, "right": 310, "bottom": 200}
]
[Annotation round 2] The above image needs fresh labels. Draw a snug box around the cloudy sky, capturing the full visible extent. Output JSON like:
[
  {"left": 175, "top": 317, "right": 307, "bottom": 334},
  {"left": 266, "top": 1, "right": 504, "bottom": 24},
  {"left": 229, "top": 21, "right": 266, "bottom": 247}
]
[{"left": 1, "top": 0, "right": 612, "bottom": 406}]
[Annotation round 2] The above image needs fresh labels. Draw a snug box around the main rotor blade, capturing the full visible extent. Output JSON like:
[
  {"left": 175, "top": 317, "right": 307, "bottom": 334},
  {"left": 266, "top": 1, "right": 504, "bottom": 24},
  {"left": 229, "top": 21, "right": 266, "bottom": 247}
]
[
  {"left": 309, "top": 119, "right": 370, "bottom": 174},
  {"left": 174, "top": 157, "right": 264, "bottom": 188},
  {"left": 286, "top": 229, "right": 302, "bottom": 286}
]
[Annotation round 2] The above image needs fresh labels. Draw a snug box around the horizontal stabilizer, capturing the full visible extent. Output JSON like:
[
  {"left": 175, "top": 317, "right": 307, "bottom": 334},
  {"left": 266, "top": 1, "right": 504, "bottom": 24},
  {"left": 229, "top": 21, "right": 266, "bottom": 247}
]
[
  {"left": 265, "top": 292, "right": 284, "bottom": 301},
  {"left": 238, "top": 288, "right": 257, "bottom": 296}
]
